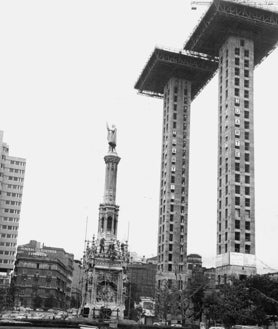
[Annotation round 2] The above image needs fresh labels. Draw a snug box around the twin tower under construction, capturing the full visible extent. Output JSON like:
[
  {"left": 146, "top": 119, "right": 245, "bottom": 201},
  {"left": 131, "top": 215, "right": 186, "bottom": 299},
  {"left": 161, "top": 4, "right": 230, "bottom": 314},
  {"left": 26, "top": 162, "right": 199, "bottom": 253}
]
[{"left": 134, "top": 0, "right": 278, "bottom": 286}]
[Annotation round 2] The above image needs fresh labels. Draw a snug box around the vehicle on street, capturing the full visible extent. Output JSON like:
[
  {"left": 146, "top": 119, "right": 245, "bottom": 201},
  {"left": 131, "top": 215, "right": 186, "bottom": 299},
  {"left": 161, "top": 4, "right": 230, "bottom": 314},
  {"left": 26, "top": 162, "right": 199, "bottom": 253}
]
[
  {"left": 232, "top": 324, "right": 263, "bottom": 329},
  {"left": 153, "top": 322, "right": 168, "bottom": 326}
]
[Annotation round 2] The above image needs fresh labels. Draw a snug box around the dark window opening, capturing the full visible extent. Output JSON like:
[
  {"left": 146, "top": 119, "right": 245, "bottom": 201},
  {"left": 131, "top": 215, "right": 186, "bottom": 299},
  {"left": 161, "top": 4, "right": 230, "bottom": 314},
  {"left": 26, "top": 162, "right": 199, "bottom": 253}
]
[
  {"left": 245, "top": 245, "right": 250, "bottom": 254},
  {"left": 107, "top": 216, "right": 112, "bottom": 231},
  {"left": 245, "top": 198, "right": 250, "bottom": 207}
]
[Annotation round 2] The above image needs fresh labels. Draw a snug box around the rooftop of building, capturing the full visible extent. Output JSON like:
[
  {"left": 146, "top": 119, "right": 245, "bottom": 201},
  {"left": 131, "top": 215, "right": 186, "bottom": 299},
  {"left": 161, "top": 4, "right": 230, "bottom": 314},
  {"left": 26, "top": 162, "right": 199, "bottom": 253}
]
[
  {"left": 187, "top": 253, "right": 202, "bottom": 259},
  {"left": 134, "top": 47, "right": 218, "bottom": 100},
  {"left": 18, "top": 240, "right": 73, "bottom": 257},
  {"left": 128, "top": 262, "right": 157, "bottom": 269},
  {"left": 184, "top": 0, "right": 278, "bottom": 66},
  {"left": 146, "top": 255, "right": 158, "bottom": 264},
  {"left": 17, "top": 240, "right": 74, "bottom": 270}
]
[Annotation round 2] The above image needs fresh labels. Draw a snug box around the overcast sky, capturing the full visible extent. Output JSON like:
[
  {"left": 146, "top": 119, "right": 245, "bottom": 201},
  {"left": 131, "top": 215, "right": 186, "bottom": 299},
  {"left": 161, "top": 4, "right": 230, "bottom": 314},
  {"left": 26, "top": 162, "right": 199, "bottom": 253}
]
[{"left": 1, "top": 0, "right": 278, "bottom": 272}]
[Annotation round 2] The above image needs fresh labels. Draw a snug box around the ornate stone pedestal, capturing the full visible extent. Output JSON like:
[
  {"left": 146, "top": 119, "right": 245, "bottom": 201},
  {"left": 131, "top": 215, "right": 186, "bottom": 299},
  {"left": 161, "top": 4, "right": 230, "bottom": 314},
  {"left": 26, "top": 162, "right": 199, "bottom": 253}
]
[{"left": 81, "top": 237, "right": 129, "bottom": 320}]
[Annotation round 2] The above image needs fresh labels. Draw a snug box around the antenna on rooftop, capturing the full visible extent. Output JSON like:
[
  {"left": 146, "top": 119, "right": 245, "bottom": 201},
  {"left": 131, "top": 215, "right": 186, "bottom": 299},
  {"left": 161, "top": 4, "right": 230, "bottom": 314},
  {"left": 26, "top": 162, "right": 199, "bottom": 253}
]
[
  {"left": 83, "top": 215, "right": 88, "bottom": 252},
  {"left": 127, "top": 221, "right": 130, "bottom": 243}
]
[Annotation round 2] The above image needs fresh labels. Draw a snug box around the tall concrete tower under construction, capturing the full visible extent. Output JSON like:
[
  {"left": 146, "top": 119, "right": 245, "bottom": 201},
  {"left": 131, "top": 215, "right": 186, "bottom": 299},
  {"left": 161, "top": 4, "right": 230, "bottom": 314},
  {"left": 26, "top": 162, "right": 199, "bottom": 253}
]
[
  {"left": 184, "top": 0, "right": 278, "bottom": 282},
  {"left": 135, "top": 49, "right": 217, "bottom": 286}
]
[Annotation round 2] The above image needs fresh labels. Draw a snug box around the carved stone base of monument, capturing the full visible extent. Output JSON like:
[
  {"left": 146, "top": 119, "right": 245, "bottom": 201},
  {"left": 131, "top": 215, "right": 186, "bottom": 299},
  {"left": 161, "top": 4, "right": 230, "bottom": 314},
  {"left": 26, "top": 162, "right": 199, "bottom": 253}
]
[{"left": 81, "top": 247, "right": 128, "bottom": 321}]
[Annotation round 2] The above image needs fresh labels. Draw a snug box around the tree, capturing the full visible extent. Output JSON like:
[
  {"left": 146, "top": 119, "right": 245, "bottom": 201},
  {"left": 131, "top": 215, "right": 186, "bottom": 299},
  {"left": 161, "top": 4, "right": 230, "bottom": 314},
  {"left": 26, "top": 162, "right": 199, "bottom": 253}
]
[
  {"left": 155, "top": 280, "right": 179, "bottom": 323},
  {"left": 124, "top": 281, "right": 141, "bottom": 319},
  {"left": 0, "top": 280, "right": 17, "bottom": 311},
  {"left": 203, "top": 290, "right": 223, "bottom": 327},
  {"left": 245, "top": 275, "right": 278, "bottom": 325},
  {"left": 202, "top": 275, "right": 278, "bottom": 328},
  {"left": 155, "top": 274, "right": 209, "bottom": 325},
  {"left": 186, "top": 269, "right": 209, "bottom": 322},
  {"left": 0, "top": 287, "right": 8, "bottom": 311},
  {"left": 5, "top": 279, "right": 17, "bottom": 309}
]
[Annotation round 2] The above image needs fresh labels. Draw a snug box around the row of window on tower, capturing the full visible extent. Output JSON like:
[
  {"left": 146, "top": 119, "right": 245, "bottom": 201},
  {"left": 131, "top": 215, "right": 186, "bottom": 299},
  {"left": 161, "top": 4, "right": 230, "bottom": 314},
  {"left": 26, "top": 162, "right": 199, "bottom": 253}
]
[
  {"left": 0, "top": 259, "right": 13, "bottom": 264},
  {"left": 219, "top": 218, "right": 250, "bottom": 231},
  {"left": 3, "top": 200, "right": 21, "bottom": 206},
  {"left": 158, "top": 83, "right": 189, "bottom": 273},
  {"left": 1, "top": 158, "right": 25, "bottom": 168},
  {"left": 9, "top": 160, "right": 25, "bottom": 166},
  {"left": 219, "top": 230, "right": 251, "bottom": 241},
  {"left": 159, "top": 222, "right": 185, "bottom": 236},
  {"left": 0, "top": 224, "right": 18, "bottom": 230},
  {"left": 8, "top": 168, "right": 25, "bottom": 174},
  {"left": 217, "top": 43, "right": 253, "bottom": 255},
  {"left": 0, "top": 216, "right": 19, "bottom": 223},
  {"left": 4, "top": 184, "right": 24, "bottom": 190},
  {"left": 1, "top": 176, "right": 24, "bottom": 183},
  {"left": 0, "top": 241, "right": 16, "bottom": 247},
  {"left": 0, "top": 250, "right": 15, "bottom": 255},
  {"left": 0, "top": 233, "right": 17, "bottom": 239},
  {"left": 219, "top": 45, "right": 251, "bottom": 105},
  {"left": 4, "top": 192, "right": 22, "bottom": 198},
  {"left": 220, "top": 40, "right": 250, "bottom": 62},
  {"left": 218, "top": 243, "right": 251, "bottom": 254},
  {"left": 158, "top": 263, "right": 184, "bottom": 273},
  {"left": 2, "top": 208, "right": 20, "bottom": 214}
]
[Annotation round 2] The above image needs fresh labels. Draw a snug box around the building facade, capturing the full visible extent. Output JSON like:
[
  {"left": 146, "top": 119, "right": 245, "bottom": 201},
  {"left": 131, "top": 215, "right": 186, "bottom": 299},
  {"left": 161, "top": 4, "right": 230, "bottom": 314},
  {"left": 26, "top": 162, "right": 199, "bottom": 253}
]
[
  {"left": 183, "top": 1, "right": 278, "bottom": 283},
  {"left": 71, "top": 259, "right": 83, "bottom": 308},
  {"left": 187, "top": 254, "right": 202, "bottom": 273},
  {"left": 157, "top": 78, "right": 191, "bottom": 288},
  {"left": 134, "top": 48, "right": 217, "bottom": 289},
  {"left": 127, "top": 262, "right": 156, "bottom": 301},
  {"left": 0, "top": 131, "right": 26, "bottom": 287},
  {"left": 216, "top": 37, "right": 256, "bottom": 282},
  {"left": 14, "top": 240, "right": 73, "bottom": 309}
]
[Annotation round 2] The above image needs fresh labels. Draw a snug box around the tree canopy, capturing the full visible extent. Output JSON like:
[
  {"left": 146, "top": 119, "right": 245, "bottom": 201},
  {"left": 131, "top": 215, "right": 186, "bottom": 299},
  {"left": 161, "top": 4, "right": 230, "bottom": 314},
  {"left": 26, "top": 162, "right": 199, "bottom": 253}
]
[
  {"left": 204, "top": 275, "right": 278, "bottom": 328},
  {"left": 155, "top": 274, "right": 278, "bottom": 327}
]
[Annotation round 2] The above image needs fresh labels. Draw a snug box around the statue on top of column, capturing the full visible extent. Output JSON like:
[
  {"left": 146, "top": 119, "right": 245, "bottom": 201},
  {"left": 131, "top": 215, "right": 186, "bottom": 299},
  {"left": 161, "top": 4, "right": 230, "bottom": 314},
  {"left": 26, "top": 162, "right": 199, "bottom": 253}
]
[{"left": 106, "top": 123, "right": 117, "bottom": 152}]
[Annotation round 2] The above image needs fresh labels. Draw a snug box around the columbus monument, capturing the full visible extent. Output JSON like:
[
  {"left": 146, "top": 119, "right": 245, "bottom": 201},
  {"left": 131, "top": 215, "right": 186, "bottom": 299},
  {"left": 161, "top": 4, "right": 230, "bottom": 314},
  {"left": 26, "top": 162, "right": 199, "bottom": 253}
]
[{"left": 80, "top": 125, "right": 129, "bottom": 321}]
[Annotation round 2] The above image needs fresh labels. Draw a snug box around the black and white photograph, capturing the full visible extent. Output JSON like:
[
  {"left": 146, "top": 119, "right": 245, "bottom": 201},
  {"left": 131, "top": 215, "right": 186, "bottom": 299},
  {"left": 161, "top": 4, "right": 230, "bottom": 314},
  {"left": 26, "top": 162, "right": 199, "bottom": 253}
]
[{"left": 0, "top": 0, "right": 278, "bottom": 328}]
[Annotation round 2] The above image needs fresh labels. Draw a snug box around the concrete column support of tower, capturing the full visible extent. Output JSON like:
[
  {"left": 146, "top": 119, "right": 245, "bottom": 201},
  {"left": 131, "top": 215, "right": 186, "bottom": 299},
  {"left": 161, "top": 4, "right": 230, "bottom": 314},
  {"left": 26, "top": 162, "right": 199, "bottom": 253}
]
[
  {"left": 216, "top": 36, "right": 256, "bottom": 283},
  {"left": 156, "top": 77, "right": 191, "bottom": 287}
]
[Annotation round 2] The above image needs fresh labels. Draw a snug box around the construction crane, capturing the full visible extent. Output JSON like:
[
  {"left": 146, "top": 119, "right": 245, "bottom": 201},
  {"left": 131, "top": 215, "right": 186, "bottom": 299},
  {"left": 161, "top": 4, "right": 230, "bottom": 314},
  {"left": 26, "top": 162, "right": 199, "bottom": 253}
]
[{"left": 191, "top": 0, "right": 278, "bottom": 10}]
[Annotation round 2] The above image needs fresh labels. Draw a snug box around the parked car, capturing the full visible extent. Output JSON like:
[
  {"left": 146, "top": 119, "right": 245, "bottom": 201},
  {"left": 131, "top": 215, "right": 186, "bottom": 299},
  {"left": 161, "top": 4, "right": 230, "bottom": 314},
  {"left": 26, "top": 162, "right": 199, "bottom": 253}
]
[
  {"left": 171, "top": 324, "right": 182, "bottom": 327},
  {"left": 153, "top": 322, "right": 168, "bottom": 326}
]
